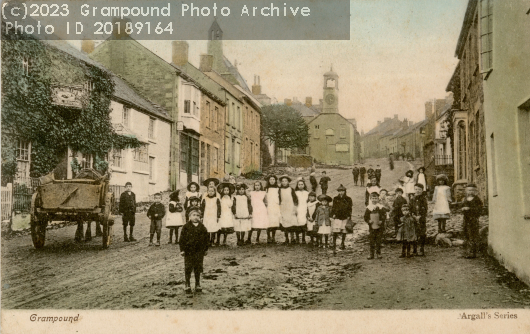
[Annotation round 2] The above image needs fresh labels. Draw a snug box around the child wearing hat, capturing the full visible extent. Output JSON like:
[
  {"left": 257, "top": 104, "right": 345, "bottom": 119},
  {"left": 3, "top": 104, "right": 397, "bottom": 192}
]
[
  {"left": 248, "top": 181, "right": 269, "bottom": 244},
  {"left": 391, "top": 188, "right": 408, "bottom": 236},
  {"left": 202, "top": 178, "right": 221, "bottom": 199},
  {"left": 410, "top": 183, "right": 428, "bottom": 256},
  {"left": 265, "top": 175, "right": 281, "bottom": 244},
  {"left": 279, "top": 175, "right": 299, "bottom": 244},
  {"left": 432, "top": 174, "right": 452, "bottom": 233},
  {"left": 166, "top": 190, "right": 184, "bottom": 244},
  {"left": 179, "top": 206, "right": 209, "bottom": 295},
  {"left": 185, "top": 196, "right": 201, "bottom": 223},
  {"left": 331, "top": 184, "right": 353, "bottom": 251},
  {"left": 201, "top": 186, "right": 221, "bottom": 246},
  {"left": 364, "top": 192, "right": 388, "bottom": 259},
  {"left": 315, "top": 194, "right": 332, "bottom": 248},
  {"left": 397, "top": 204, "right": 417, "bottom": 258},
  {"left": 233, "top": 183, "right": 252, "bottom": 246},
  {"left": 460, "top": 183, "right": 483, "bottom": 259},
  {"left": 217, "top": 183, "right": 235, "bottom": 246},
  {"left": 306, "top": 192, "right": 320, "bottom": 246},
  {"left": 184, "top": 182, "right": 201, "bottom": 211}
]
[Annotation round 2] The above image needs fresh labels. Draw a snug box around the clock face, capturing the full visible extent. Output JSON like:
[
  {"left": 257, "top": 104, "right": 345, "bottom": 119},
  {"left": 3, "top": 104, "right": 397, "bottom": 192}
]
[{"left": 325, "top": 94, "right": 336, "bottom": 105}]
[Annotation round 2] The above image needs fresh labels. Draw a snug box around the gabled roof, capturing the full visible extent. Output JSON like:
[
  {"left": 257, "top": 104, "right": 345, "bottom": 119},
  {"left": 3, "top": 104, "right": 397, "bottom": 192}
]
[
  {"left": 307, "top": 111, "right": 354, "bottom": 128},
  {"left": 112, "top": 76, "right": 172, "bottom": 122},
  {"left": 234, "top": 85, "right": 262, "bottom": 112},
  {"left": 173, "top": 62, "right": 226, "bottom": 106}
]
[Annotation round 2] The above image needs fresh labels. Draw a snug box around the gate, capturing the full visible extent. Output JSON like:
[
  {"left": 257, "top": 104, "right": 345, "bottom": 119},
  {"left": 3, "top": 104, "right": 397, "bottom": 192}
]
[
  {"left": 12, "top": 177, "right": 40, "bottom": 213},
  {"left": 1, "top": 184, "right": 13, "bottom": 221}
]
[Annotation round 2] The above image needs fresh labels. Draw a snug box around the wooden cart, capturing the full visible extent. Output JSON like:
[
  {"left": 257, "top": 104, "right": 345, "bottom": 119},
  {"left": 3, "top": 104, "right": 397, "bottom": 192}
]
[{"left": 30, "top": 169, "right": 115, "bottom": 249}]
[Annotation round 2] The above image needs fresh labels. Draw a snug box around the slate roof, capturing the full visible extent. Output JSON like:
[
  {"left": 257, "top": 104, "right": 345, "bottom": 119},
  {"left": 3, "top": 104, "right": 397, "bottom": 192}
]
[
  {"left": 289, "top": 102, "right": 320, "bottom": 117},
  {"left": 223, "top": 56, "right": 251, "bottom": 93}
]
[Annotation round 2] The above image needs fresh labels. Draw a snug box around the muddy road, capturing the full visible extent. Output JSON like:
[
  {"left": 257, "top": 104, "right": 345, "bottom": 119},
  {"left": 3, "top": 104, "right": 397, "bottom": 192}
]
[{"left": 2, "top": 159, "right": 530, "bottom": 310}]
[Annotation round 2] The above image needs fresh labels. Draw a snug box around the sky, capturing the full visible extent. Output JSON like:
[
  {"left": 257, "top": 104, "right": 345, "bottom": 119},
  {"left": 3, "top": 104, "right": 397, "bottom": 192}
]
[{"left": 72, "top": 0, "right": 469, "bottom": 133}]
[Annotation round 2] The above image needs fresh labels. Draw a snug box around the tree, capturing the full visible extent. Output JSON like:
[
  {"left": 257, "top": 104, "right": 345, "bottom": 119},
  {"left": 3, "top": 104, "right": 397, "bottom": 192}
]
[{"left": 260, "top": 104, "right": 309, "bottom": 164}]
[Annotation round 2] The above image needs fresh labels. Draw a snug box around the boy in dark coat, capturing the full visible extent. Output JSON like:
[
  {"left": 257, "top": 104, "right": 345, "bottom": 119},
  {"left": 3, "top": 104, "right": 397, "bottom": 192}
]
[
  {"left": 392, "top": 188, "right": 408, "bottom": 236},
  {"left": 375, "top": 165, "right": 382, "bottom": 184},
  {"left": 119, "top": 182, "right": 137, "bottom": 242},
  {"left": 319, "top": 171, "right": 331, "bottom": 195},
  {"left": 410, "top": 183, "right": 428, "bottom": 256},
  {"left": 367, "top": 165, "right": 375, "bottom": 179},
  {"left": 179, "top": 207, "right": 209, "bottom": 294},
  {"left": 461, "top": 183, "right": 483, "bottom": 259},
  {"left": 147, "top": 193, "right": 166, "bottom": 246},
  {"left": 331, "top": 184, "right": 353, "bottom": 251},
  {"left": 359, "top": 165, "right": 367, "bottom": 186},
  {"left": 352, "top": 165, "right": 360, "bottom": 186},
  {"left": 309, "top": 172, "right": 318, "bottom": 192},
  {"left": 364, "top": 192, "right": 388, "bottom": 259}
]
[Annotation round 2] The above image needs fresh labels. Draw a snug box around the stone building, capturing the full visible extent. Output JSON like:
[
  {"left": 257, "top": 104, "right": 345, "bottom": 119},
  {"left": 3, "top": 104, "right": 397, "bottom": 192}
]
[
  {"left": 87, "top": 36, "right": 225, "bottom": 189},
  {"left": 481, "top": 0, "right": 530, "bottom": 286},
  {"left": 446, "top": 0, "right": 488, "bottom": 204},
  {"left": 307, "top": 68, "right": 359, "bottom": 165},
  {"left": 361, "top": 115, "right": 404, "bottom": 159}
]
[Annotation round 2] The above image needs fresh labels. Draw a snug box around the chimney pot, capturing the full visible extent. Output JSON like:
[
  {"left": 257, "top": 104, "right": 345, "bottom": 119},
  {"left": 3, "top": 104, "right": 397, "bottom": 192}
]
[
  {"left": 199, "top": 54, "right": 214, "bottom": 72},
  {"left": 284, "top": 99, "right": 292, "bottom": 106},
  {"left": 172, "top": 41, "right": 189, "bottom": 66},
  {"left": 251, "top": 74, "right": 262, "bottom": 95},
  {"left": 305, "top": 97, "right": 312, "bottom": 107}
]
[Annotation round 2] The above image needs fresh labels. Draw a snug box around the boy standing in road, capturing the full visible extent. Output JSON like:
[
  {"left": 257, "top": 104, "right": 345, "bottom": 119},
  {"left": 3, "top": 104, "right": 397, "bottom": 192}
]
[
  {"left": 319, "top": 171, "right": 331, "bottom": 195},
  {"left": 352, "top": 164, "right": 360, "bottom": 186},
  {"left": 392, "top": 188, "right": 407, "bottom": 236},
  {"left": 364, "top": 192, "right": 388, "bottom": 259},
  {"left": 375, "top": 165, "right": 382, "bottom": 184},
  {"left": 147, "top": 193, "right": 166, "bottom": 246},
  {"left": 331, "top": 184, "right": 353, "bottom": 251},
  {"left": 359, "top": 165, "right": 366, "bottom": 186},
  {"left": 410, "top": 183, "right": 428, "bottom": 256},
  {"left": 460, "top": 183, "right": 483, "bottom": 259},
  {"left": 180, "top": 207, "right": 209, "bottom": 295},
  {"left": 119, "top": 182, "right": 136, "bottom": 242}
]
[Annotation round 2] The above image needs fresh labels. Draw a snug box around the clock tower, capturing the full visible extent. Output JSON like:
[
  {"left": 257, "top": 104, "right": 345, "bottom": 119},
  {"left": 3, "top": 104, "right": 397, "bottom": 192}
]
[{"left": 322, "top": 65, "right": 339, "bottom": 113}]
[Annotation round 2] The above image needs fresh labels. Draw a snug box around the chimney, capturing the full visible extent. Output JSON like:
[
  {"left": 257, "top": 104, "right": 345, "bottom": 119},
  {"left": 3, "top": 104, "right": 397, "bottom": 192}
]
[
  {"left": 284, "top": 99, "right": 292, "bottom": 106},
  {"left": 200, "top": 54, "right": 213, "bottom": 72},
  {"left": 305, "top": 97, "right": 312, "bottom": 107},
  {"left": 394, "top": 114, "right": 398, "bottom": 119},
  {"left": 384, "top": 117, "right": 390, "bottom": 122},
  {"left": 252, "top": 75, "right": 262, "bottom": 95},
  {"left": 81, "top": 39, "right": 95, "bottom": 54},
  {"left": 172, "top": 41, "right": 189, "bottom": 66},
  {"left": 377, "top": 121, "right": 382, "bottom": 125},
  {"left": 425, "top": 101, "right": 433, "bottom": 120},
  {"left": 293, "top": 97, "right": 299, "bottom": 103}
]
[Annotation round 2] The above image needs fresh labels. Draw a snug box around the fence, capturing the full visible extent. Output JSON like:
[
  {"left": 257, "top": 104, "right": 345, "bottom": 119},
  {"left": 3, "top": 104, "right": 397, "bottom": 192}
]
[
  {"left": 12, "top": 178, "right": 40, "bottom": 213},
  {"left": 1, "top": 184, "right": 13, "bottom": 221}
]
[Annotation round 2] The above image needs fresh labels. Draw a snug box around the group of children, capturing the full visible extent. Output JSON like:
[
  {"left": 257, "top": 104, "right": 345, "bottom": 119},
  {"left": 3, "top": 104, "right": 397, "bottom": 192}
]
[{"left": 352, "top": 164, "right": 382, "bottom": 187}]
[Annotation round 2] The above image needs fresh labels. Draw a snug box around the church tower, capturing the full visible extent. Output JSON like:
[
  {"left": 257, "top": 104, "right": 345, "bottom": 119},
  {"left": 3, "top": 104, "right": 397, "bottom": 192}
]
[
  {"left": 207, "top": 19, "right": 226, "bottom": 73},
  {"left": 322, "top": 65, "right": 339, "bottom": 113}
]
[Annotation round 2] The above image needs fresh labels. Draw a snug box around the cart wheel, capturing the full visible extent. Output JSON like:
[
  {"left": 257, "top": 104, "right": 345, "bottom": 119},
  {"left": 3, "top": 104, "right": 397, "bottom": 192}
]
[
  {"left": 101, "top": 221, "right": 112, "bottom": 249},
  {"left": 31, "top": 220, "right": 47, "bottom": 249}
]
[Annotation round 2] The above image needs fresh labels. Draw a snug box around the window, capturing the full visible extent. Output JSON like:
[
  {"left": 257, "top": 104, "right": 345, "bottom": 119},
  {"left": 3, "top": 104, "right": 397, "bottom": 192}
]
[
  {"left": 81, "top": 153, "right": 92, "bottom": 169},
  {"left": 336, "top": 143, "right": 349, "bottom": 152},
  {"left": 237, "top": 106, "right": 241, "bottom": 130},
  {"left": 123, "top": 107, "right": 130, "bottom": 127},
  {"left": 325, "top": 128, "right": 335, "bottom": 136},
  {"left": 213, "top": 147, "right": 219, "bottom": 172},
  {"left": 133, "top": 145, "right": 148, "bottom": 163},
  {"left": 490, "top": 133, "right": 497, "bottom": 196},
  {"left": 469, "top": 121, "right": 475, "bottom": 176},
  {"left": 314, "top": 125, "right": 319, "bottom": 138},
  {"left": 200, "top": 141, "right": 206, "bottom": 178},
  {"left": 191, "top": 138, "right": 199, "bottom": 175},
  {"left": 340, "top": 126, "right": 346, "bottom": 138},
  {"left": 148, "top": 117, "right": 156, "bottom": 139},
  {"left": 112, "top": 148, "right": 124, "bottom": 168},
  {"left": 326, "top": 79, "right": 335, "bottom": 88},
  {"left": 184, "top": 100, "right": 191, "bottom": 114},
  {"left": 225, "top": 137, "right": 231, "bottom": 162},
  {"left": 475, "top": 112, "right": 481, "bottom": 166},
  {"left": 214, "top": 106, "right": 219, "bottom": 131},
  {"left": 84, "top": 81, "right": 94, "bottom": 92},
  {"left": 458, "top": 121, "right": 467, "bottom": 179},
  {"left": 230, "top": 103, "right": 235, "bottom": 126},
  {"left": 22, "top": 57, "right": 31, "bottom": 76},
  {"left": 480, "top": 0, "right": 493, "bottom": 73},
  {"left": 149, "top": 156, "right": 155, "bottom": 181},
  {"left": 205, "top": 101, "right": 211, "bottom": 128},
  {"left": 180, "top": 134, "right": 189, "bottom": 172},
  {"left": 16, "top": 139, "right": 30, "bottom": 161},
  {"left": 206, "top": 144, "right": 211, "bottom": 177},
  {"left": 193, "top": 101, "right": 198, "bottom": 117}
]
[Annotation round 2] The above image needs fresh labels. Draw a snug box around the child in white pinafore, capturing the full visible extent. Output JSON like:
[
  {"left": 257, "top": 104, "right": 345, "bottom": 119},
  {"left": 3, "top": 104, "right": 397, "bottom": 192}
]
[
  {"left": 202, "top": 178, "right": 220, "bottom": 200},
  {"left": 306, "top": 192, "right": 320, "bottom": 246},
  {"left": 432, "top": 174, "right": 452, "bottom": 233},
  {"left": 201, "top": 186, "right": 221, "bottom": 246},
  {"left": 279, "top": 175, "right": 299, "bottom": 245},
  {"left": 247, "top": 181, "right": 268, "bottom": 244},
  {"left": 233, "top": 183, "right": 252, "bottom": 246},
  {"left": 184, "top": 182, "right": 201, "bottom": 211},
  {"left": 295, "top": 178, "right": 309, "bottom": 244},
  {"left": 403, "top": 170, "right": 415, "bottom": 202},
  {"left": 166, "top": 190, "right": 184, "bottom": 244},
  {"left": 217, "top": 183, "right": 235, "bottom": 246},
  {"left": 265, "top": 175, "right": 281, "bottom": 244}
]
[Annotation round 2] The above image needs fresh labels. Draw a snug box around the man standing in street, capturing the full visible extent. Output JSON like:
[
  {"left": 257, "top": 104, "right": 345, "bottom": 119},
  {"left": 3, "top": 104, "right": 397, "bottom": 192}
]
[
  {"left": 352, "top": 164, "right": 360, "bottom": 186},
  {"left": 359, "top": 165, "right": 367, "bottom": 186},
  {"left": 375, "top": 165, "right": 382, "bottom": 185}
]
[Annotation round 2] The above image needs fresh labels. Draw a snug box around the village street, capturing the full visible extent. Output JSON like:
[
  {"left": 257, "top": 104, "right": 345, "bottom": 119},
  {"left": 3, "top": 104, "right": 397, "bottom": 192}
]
[{"left": 2, "top": 159, "right": 530, "bottom": 310}]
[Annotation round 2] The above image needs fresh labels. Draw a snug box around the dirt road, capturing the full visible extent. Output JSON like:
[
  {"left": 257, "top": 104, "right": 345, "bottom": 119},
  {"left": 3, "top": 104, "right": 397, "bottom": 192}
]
[{"left": 2, "top": 159, "right": 529, "bottom": 310}]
